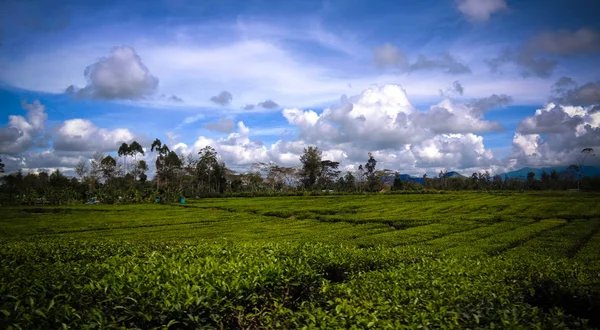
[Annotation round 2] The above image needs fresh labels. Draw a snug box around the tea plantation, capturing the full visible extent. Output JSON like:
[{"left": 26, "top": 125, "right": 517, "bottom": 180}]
[{"left": 1, "top": 192, "right": 600, "bottom": 329}]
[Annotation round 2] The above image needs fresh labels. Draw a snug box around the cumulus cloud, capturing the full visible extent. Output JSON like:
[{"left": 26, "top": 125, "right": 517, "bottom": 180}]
[
  {"left": 517, "top": 104, "right": 584, "bottom": 134},
  {"left": 283, "top": 85, "right": 504, "bottom": 150},
  {"left": 487, "top": 48, "right": 557, "bottom": 78},
  {"left": 0, "top": 100, "right": 48, "bottom": 154},
  {"left": 373, "top": 46, "right": 471, "bottom": 75},
  {"left": 71, "top": 46, "right": 159, "bottom": 100},
  {"left": 456, "top": 0, "right": 507, "bottom": 22},
  {"left": 373, "top": 43, "right": 406, "bottom": 68},
  {"left": 210, "top": 91, "right": 233, "bottom": 106},
  {"left": 188, "top": 121, "right": 269, "bottom": 168},
  {"left": 488, "top": 28, "right": 600, "bottom": 78},
  {"left": 203, "top": 117, "right": 236, "bottom": 133},
  {"left": 551, "top": 77, "right": 578, "bottom": 95},
  {"left": 243, "top": 104, "right": 256, "bottom": 110},
  {"left": 273, "top": 84, "right": 502, "bottom": 173},
  {"left": 411, "top": 133, "right": 498, "bottom": 169},
  {"left": 510, "top": 78, "right": 600, "bottom": 168},
  {"left": 53, "top": 119, "right": 140, "bottom": 153},
  {"left": 0, "top": 103, "right": 149, "bottom": 174},
  {"left": 414, "top": 99, "right": 505, "bottom": 134},
  {"left": 18, "top": 150, "right": 81, "bottom": 170},
  {"left": 552, "top": 78, "right": 600, "bottom": 106},
  {"left": 510, "top": 103, "right": 600, "bottom": 167},
  {"left": 409, "top": 53, "right": 471, "bottom": 74},
  {"left": 258, "top": 100, "right": 279, "bottom": 109},
  {"left": 468, "top": 94, "right": 513, "bottom": 114}
]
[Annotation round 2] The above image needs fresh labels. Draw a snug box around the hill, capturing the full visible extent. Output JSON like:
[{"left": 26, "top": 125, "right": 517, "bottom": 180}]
[{"left": 499, "top": 166, "right": 600, "bottom": 180}]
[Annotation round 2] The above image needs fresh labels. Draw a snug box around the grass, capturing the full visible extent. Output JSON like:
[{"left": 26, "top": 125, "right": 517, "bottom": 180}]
[{"left": 1, "top": 192, "right": 600, "bottom": 328}]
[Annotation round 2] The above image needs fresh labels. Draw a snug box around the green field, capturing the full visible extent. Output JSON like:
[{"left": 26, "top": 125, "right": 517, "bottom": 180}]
[{"left": 2, "top": 192, "right": 600, "bottom": 329}]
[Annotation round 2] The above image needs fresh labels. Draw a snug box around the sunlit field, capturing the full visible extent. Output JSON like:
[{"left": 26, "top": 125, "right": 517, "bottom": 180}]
[{"left": 2, "top": 192, "right": 600, "bottom": 329}]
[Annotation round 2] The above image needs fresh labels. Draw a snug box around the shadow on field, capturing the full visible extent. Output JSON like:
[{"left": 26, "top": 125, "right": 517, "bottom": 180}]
[{"left": 526, "top": 279, "right": 600, "bottom": 327}]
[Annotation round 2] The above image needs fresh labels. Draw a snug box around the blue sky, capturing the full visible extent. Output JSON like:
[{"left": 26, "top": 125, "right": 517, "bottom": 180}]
[{"left": 1, "top": 0, "right": 599, "bottom": 176}]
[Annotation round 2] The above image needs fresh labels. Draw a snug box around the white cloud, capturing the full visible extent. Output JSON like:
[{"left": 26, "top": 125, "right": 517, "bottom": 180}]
[
  {"left": 552, "top": 78, "right": 600, "bottom": 106},
  {"left": 210, "top": 91, "right": 233, "bottom": 106},
  {"left": 456, "top": 0, "right": 507, "bottom": 22},
  {"left": 510, "top": 102, "right": 600, "bottom": 168},
  {"left": 0, "top": 100, "right": 48, "bottom": 154},
  {"left": 69, "top": 46, "right": 159, "bottom": 100},
  {"left": 257, "top": 100, "right": 279, "bottom": 109},
  {"left": 270, "top": 84, "right": 502, "bottom": 174},
  {"left": 0, "top": 21, "right": 558, "bottom": 108},
  {"left": 184, "top": 121, "right": 269, "bottom": 168},
  {"left": 53, "top": 118, "right": 141, "bottom": 152},
  {"left": 282, "top": 84, "right": 504, "bottom": 150}
]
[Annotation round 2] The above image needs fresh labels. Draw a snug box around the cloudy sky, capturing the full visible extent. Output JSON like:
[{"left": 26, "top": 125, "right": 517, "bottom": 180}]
[{"left": 1, "top": 0, "right": 599, "bottom": 176}]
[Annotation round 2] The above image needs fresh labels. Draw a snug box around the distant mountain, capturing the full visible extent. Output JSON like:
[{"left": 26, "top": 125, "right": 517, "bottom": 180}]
[
  {"left": 499, "top": 166, "right": 600, "bottom": 180},
  {"left": 397, "top": 174, "right": 424, "bottom": 184},
  {"left": 381, "top": 173, "right": 424, "bottom": 185},
  {"left": 446, "top": 171, "right": 465, "bottom": 178},
  {"left": 380, "top": 166, "right": 600, "bottom": 186},
  {"left": 382, "top": 171, "right": 466, "bottom": 185}
]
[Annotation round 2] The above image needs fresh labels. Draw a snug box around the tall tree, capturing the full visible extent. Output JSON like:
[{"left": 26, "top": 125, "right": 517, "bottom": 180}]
[
  {"left": 0, "top": 158, "right": 4, "bottom": 173},
  {"left": 100, "top": 156, "right": 117, "bottom": 182},
  {"left": 540, "top": 171, "right": 550, "bottom": 189},
  {"left": 393, "top": 172, "right": 404, "bottom": 191},
  {"left": 129, "top": 141, "right": 144, "bottom": 163},
  {"left": 151, "top": 139, "right": 171, "bottom": 188},
  {"left": 118, "top": 143, "right": 130, "bottom": 174},
  {"left": 75, "top": 159, "right": 89, "bottom": 180},
  {"left": 550, "top": 169, "right": 559, "bottom": 189},
  {"left": 362, "top": 152, "right": 378, "bottom": 192},
  {"left": 342, "top": 171, "right": 356, "bottom": 191},
  {"left": 526, "top": 171, "right": 536, "bottom": 189},
  {"left": 89, "top": 152, "right": 105, "bottom": 182},
  {"left": 197, "top": 146, "right": 226, "bottom": 193},
  {"left": 133, "top": 160, "right": 149, "bottom": 182},
  {"left": 299, "top": 146, "right": 322, "bottom": 189},
  {"left": 319, "top": 160, "right": 341, "bottom": 189}
]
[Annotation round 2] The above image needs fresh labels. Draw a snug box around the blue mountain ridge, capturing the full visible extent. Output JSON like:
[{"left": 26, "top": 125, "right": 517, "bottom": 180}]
[
  {"left": 498, "top": 166, "right": 600, "bottom": 180},
  {"left": 381, "top": 167, "right": 600, "bottom": 185}
]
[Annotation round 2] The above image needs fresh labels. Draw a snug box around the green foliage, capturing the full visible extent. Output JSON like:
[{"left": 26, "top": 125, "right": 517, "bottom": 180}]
[
  {"left": 1, "top": 193, "right": 600, "bottom": 328},
  {"left": 300, "top": 146, "right": 322, "bottom": 189},
  {"left": 0, "top": 241, "right": 599, "bottom": 329}
]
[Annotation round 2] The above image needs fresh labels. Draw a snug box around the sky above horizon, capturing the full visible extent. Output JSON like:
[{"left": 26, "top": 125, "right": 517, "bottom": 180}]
[{"left": 1, "top": 0, "right": 599, "bottom": 177}]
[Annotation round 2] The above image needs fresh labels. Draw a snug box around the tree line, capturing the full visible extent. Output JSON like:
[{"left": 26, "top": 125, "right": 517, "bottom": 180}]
[{"left": 0, "top": 143, "right": 597, "bottom": 205}]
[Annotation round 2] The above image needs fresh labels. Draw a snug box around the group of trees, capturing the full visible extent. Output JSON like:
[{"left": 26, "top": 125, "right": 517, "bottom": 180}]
[{"left": 0, "top": 144, "right": 598, "bottom": 205}]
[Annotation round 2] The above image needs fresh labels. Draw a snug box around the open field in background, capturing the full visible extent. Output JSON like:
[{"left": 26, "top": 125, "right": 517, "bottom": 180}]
[{"left": 1, "top": 192, "right": 600, "bottom": 328}]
